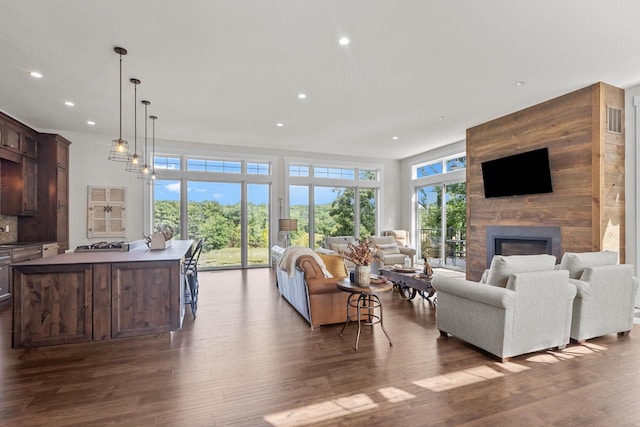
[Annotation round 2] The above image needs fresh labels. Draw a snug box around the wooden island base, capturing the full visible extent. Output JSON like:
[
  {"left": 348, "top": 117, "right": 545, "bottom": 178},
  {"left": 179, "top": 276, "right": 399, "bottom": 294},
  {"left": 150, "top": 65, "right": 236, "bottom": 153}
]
[{"left": 11, "top": 240, "right": 193, "bottom": 348}]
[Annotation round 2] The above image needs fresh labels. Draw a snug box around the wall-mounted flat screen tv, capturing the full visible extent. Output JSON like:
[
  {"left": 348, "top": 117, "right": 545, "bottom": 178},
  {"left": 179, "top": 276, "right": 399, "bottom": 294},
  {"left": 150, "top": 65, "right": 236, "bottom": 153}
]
[{"left": 481, "top": 147, "right": 553, "bottom": 198}]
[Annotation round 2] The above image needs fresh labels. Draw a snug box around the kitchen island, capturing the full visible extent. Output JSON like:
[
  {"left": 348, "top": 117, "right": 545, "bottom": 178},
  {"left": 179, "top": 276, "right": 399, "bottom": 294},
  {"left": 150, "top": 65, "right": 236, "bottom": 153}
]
[{"left": 11, "top": 239, "right": 193, "bottom": 348}]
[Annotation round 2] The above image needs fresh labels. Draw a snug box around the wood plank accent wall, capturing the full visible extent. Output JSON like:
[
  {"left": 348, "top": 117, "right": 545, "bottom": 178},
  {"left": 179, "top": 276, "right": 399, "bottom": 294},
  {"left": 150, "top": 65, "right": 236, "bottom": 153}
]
[{"left": 465, "top": 82, "right": 625, "bottom": 281}]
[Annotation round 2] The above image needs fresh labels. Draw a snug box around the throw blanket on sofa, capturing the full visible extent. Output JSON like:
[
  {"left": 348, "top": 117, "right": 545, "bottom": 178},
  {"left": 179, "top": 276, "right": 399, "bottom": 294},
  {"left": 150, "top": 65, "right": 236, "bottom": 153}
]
[{"left": 279, "top": 246, "right": 332, "bottom": 278}]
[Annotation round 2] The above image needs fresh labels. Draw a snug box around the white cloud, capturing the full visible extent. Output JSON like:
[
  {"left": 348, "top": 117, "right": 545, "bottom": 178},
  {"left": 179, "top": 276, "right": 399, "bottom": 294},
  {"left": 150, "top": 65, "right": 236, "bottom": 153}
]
[{"left": 165, "top": 183, "right": 180, "bottom": 193}]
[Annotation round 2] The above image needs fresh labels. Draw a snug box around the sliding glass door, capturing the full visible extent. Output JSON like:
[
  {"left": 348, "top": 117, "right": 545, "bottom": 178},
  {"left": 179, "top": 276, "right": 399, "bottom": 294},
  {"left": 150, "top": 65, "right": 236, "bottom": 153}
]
[
  {"left": 187, "top": 181, "right": 241, "bottom": 268},
  {"left": 247, "top": 184, "right": 270, "bottom": 266},
  {"left": 416, "top": 181, "right": 466, "bottom": 269}
]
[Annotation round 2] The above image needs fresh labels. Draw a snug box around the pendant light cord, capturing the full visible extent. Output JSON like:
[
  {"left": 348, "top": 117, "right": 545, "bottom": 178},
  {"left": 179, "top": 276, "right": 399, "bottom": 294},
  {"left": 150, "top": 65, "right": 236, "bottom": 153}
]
[{"left": 119, "top": 53, "right": 122, "bottom": 140}]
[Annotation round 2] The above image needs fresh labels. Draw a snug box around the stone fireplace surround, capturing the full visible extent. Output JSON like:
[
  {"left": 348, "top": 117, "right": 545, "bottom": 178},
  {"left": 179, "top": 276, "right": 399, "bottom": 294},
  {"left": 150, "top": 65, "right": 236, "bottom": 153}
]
[{"left": 486, "top": 225, "right": 562, "bottom": 268}]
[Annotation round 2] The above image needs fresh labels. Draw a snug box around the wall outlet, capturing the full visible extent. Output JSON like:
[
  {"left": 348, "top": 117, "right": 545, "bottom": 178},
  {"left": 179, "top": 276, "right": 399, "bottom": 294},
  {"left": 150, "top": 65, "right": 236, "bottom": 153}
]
[{"left": 4, "top": 225, "right": 8, "bottom": 233}]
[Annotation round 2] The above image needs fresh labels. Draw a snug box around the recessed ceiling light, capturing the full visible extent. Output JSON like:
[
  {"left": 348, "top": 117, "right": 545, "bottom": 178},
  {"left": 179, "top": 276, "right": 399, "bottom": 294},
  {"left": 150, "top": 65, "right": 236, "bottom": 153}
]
[
  {"left": 87, "top": 120, "right": 96, "bottom": 126},
  {"left": 64, "top": 101, "right": 75, "bottom": 107},
  {"left": 298, "top": 93, "right": 307, "bottom": 99},
  {"left": 514, "top": 81, "right": 526, "bottom": 86},
  {"left": 338, "top": 37, "right": 350, "bottom": 46},
  {"left": 276, "top": 123, "right": 284, "bottom": 127},
  {"left": 29, "top": 71, "right": 43, "bottom": 78},
  {"left": 392, "top": 136, "right": 399, "bottom": 140}
]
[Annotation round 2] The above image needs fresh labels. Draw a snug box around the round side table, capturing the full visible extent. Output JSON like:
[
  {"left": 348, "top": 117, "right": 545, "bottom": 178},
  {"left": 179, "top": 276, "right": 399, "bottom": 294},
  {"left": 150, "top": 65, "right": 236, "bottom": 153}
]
[{"left": 337, "top": 278, "right": 393, "bottom": 350}]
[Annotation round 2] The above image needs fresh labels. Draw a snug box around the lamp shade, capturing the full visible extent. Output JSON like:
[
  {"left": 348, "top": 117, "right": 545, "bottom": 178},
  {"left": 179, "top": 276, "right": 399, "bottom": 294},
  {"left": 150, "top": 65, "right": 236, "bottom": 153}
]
[{"left": 278, "top": 219, "right": 297, "bottom": 232}]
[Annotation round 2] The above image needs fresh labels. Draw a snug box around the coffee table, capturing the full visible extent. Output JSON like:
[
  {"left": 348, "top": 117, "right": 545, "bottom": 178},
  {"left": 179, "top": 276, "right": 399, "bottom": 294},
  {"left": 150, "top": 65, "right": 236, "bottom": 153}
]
[{"left": 379, "top": 267, "right": 436, "bottom": 305}]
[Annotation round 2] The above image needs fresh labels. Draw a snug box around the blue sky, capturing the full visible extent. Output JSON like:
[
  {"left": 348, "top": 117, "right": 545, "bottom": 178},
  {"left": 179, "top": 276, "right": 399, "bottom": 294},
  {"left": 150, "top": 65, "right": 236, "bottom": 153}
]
[{"left": 154, "top": 180, "right": 339, "bottom": 205}]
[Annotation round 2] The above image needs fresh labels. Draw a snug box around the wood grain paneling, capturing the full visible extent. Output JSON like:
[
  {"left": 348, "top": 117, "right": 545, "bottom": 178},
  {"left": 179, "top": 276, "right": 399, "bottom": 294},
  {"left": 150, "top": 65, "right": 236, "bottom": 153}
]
[
  {"left": 111, "top": 261, "right": 180, "bottom": 338},
  {"left": 12, "top": 264, "right": 93, "bottom": 347},
  {"left": 466, "top": 82, "right": 625, "bottom": 281}
]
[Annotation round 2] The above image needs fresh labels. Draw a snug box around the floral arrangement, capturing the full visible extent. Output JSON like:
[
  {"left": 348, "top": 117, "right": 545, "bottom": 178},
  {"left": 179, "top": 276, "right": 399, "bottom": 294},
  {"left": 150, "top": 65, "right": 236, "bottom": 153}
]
[{"left": 340, "top": 239, "right": 380, "bottom": 266}]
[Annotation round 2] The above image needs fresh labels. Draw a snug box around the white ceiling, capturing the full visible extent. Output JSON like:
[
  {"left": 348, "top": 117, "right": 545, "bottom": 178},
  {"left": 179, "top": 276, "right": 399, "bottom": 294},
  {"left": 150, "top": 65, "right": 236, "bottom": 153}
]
[{"left": 1, "top": 0, "right": 640, "bottom": 160}]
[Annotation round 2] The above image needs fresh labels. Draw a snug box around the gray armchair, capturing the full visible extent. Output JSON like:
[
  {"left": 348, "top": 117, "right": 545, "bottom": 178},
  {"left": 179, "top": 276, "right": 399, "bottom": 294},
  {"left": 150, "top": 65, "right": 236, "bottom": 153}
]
[
  {"left": 433, "top": 254, "right": 576, "bottom": 362},
  {"left": 559, "top": 251, "right": 639, "bottom": 343}
]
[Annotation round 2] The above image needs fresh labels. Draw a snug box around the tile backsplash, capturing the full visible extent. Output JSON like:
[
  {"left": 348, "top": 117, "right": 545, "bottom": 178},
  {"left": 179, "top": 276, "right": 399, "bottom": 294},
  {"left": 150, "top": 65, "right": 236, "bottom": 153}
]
[{"left": 0, "top": 215, "right": 18, "bottom": 244}]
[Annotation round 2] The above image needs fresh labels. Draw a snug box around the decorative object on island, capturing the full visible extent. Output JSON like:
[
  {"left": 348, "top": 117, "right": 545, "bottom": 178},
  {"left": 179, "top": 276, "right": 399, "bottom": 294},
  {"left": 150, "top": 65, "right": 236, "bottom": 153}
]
[
  {"left": 125, "top": 79, "right": 143, "bottom": 172},
  {"left": 144, "top": 224, "right": 174, "bottom": 250},
  {"left": 108, "top": 47, "right": 131, "bottom": 162},
  {"left": 340, "top": 239, "right": 380, "bottom": 287},
  {"left": 278, "top": 218, "right": 297, "bottom": 247}
]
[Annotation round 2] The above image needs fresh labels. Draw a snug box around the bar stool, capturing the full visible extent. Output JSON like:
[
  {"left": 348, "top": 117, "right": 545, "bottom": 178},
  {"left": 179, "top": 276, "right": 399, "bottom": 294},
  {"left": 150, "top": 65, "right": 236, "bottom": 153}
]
[
  {"left": 337, "top": 279, "right": 393, "bottom": 350},
  {"left": 184, "top": 238, "right": 204, "bottom": 318}
]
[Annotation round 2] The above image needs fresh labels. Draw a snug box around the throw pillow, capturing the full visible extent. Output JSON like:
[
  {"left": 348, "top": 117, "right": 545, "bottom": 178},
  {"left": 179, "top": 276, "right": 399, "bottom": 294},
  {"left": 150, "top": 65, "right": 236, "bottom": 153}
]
[
  {"left": 317, "top": 253, "right": 348, "bottom": 278},
  {"left": 485, "top": 254, "right": 557, "bottom": 287},
  {"left": 330, "top": 243, "right": 350, "bottom": 255},
  {"left": 559, "top": 250, "right": 618, "bottom": 279},
  {"left": 375, "top": 243, "right": 401, "bottom": 255}
]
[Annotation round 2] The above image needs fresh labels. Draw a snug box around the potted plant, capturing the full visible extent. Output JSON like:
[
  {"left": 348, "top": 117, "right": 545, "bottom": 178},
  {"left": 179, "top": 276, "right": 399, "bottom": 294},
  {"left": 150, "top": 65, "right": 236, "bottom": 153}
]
[{"left": 341, "top": 239, "right": 379, "bottom": 286}]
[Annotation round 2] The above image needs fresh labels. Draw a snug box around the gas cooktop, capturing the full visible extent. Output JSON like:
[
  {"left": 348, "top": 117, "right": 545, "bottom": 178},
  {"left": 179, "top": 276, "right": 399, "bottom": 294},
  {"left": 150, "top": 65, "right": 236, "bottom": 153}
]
[{"left": 74, "top": 241, "right": 129, "bottom": 252}]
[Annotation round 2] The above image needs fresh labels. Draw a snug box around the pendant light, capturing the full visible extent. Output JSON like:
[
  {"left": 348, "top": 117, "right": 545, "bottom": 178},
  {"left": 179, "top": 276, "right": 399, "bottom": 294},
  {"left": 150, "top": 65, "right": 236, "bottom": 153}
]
[
  {"left": 108, "top": 47, "right": 131, "bottom": 162},
  {"left": 139, "top": 100, "right": 151, "bottom": 179},
  {"left": 150, "top": 115, "right": 158, "bottom": 182},
  {"left": 126, "top": 78, "right": 143, "bottom": 172}
]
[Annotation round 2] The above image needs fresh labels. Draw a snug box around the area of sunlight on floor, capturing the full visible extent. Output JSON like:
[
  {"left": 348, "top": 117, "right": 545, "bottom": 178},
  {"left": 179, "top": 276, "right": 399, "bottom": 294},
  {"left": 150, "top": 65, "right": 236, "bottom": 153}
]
[{"left": 262, "top": 341, "right": 608, "bottom": 427}]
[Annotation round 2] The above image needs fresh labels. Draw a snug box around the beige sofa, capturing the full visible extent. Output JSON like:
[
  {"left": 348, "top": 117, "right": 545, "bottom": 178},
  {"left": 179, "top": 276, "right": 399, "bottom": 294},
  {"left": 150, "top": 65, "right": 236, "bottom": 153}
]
[
  {"left": 433, "top": 254, "right": 576, "bottom": 362},
  {"left": 322, "top": 235, "right": 416, "bottom": 268}
]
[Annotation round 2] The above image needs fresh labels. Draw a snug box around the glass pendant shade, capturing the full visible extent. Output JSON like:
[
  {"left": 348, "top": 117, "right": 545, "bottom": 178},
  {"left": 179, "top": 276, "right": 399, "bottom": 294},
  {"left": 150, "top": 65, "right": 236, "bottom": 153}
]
[
  {"left": 126, "top": 79, "right": 144, "bottom": 173},
  {"left": 108, "top": 47, "right": 131, "bottom": 162},
  {"left": 141, "top": 115, "right": 158, "bottom": 184},
  {"left": 139, "top": 101, "right": 152, "bottom": 180}
]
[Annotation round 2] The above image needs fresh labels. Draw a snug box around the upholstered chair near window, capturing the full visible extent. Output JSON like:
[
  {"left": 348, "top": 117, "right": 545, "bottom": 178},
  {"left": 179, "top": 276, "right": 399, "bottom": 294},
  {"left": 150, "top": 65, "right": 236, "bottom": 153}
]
[
  {"left": 559, "top": 251, "right": 639, "bottom": 343},
  {"left": 433, "top": 254, "right": 576, "bottom": 362},
  {"left": 368, "top": 235, "right": 416, "bottom": 267}
]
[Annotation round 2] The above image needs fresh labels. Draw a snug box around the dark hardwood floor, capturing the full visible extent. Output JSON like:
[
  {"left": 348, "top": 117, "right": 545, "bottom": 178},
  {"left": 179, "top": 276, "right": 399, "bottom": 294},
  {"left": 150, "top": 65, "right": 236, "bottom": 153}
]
[{"left": 1, "top": 268, "right": 639, "bottom": 426}]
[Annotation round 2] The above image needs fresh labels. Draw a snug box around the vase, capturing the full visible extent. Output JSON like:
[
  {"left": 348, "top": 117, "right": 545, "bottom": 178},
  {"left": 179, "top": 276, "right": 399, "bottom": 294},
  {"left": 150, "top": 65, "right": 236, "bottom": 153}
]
[{"left": 354, "top": 265, "right": 371, "bottom": 286}]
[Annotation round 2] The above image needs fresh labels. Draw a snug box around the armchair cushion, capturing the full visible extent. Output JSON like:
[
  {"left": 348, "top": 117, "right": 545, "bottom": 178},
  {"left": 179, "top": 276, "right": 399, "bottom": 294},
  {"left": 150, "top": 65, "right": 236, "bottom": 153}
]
[
  {"left": 486, "top": 254, "right": 556, "bottom": 288},
  {"left": 375, "top": 243, "right": 401, "bottom": 255},
  {"left": 330, "top": 243, "right": 350, "bottom": 254},
  {"left": 383, "top": 230, "right": 410, "bottom": 247},
  {"left": 559, "top": 250, "right": 618, "bottom": 279},
  {"left": 324, "top": 236, "right": 356, "bottom": 250}
]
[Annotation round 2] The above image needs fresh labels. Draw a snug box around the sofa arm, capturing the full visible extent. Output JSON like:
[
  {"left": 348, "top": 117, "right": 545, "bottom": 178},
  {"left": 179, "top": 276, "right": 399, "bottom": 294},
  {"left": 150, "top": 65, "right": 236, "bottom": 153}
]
[
  {"left": 569, "top": 278, "right": 591, "bottom": 299},
  {"left": 398, "top": 246, "right": 416, "bottom": 257},
  {"left": 432, "top": 276, "right": 515, "bottom": 309}
]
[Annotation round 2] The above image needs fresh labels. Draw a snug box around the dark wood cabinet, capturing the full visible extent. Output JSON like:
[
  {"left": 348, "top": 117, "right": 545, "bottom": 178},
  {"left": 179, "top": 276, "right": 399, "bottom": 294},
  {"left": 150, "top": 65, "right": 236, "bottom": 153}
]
[
  {"left": 18, "top": 134, "right": 71, "bottom": 252},
  {"left": 21, "top": 156, "right": 37, "bottom": 215},
  {"left": 12, "top": 264, "right": 93, "bottom": 347},
  {"left": 4, "top": 123, "right": 22, "bottom": 153},
  {"left": 22, "top": 133, "right": 37, "bottom": 159},
  {"left": 0, "top": 114, "right": 39, "bottom": 216}
]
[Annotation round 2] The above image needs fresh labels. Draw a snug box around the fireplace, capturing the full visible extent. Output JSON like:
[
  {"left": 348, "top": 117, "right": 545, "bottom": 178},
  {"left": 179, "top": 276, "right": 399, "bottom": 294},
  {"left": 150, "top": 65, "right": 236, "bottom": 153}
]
[{"left": 486, "top": 226, "right": 561, "bottom": 267}]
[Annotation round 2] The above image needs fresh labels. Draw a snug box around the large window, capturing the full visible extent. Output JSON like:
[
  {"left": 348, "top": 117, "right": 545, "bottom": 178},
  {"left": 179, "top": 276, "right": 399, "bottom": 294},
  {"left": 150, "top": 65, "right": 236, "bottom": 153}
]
[
  {"left": 413, "top": 153, "right": 466, "bottom": 270},
  {"left": 151, "top": 155, "right": 272, "bottom": 269},
  {"left": 153, "top": 179, "right": 181, "bottom": 239},
  {"left": 286, "top": 159, "right": 382, "bottom": 247}
]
